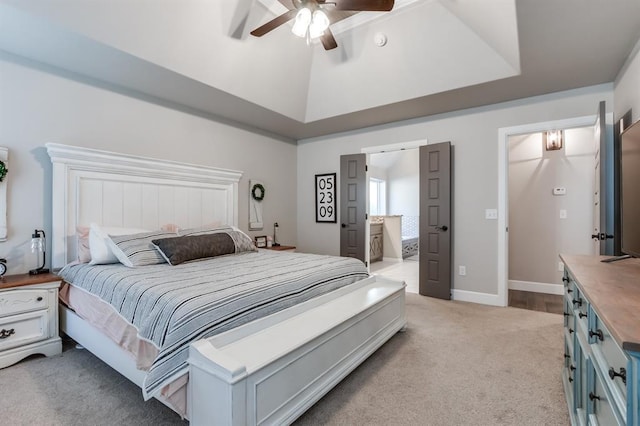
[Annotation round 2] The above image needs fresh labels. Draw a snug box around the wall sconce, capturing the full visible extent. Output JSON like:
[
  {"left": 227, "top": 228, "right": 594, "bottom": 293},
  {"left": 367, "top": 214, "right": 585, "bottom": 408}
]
[
  {"left": 544, "top": 130, "right": 564, "bottom": 151},
  {"left": 273, "top": 222, "right": 280, "bottom": 247},
  {"left": 29, "top": 229, "right": 49, "bottom": 275}
]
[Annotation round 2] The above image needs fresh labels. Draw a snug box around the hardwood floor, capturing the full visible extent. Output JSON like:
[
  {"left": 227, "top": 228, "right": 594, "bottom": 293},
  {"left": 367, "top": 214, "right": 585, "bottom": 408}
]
[{"left": 508, "top": 289, "right": 563, "bottom": 314}]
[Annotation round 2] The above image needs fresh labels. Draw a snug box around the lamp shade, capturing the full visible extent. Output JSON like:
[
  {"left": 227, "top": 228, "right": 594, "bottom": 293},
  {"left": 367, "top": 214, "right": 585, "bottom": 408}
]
[{"left": 291, "top": 8, "right": 312, "bottom": 37}]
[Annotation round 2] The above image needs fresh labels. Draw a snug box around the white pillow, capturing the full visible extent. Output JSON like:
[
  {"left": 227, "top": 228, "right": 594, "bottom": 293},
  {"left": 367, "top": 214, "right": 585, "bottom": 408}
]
[{"left": 88, "top": 223, "right": 149, "bottom": 265}]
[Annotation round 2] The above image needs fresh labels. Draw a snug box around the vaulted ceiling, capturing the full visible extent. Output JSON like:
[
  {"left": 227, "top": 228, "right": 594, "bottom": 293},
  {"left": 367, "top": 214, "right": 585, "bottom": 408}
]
[{"left": 1, "top": 0, "right": 639, "bottom": 141}]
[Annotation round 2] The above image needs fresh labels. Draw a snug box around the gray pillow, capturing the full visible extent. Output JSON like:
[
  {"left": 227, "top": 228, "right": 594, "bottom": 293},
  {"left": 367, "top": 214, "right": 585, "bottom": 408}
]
[{"left": 152, "top": 233, "right": 238, "bottom": 266}]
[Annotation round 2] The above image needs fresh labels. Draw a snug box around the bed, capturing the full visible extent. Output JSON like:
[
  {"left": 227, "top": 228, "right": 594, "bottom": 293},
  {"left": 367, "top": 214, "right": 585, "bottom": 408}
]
[
  {"left": 47, "top": 143, "right": 406, "bottom": 425},
  {"left": 401, "top": 216, "right": 419, "bottom": 259}
]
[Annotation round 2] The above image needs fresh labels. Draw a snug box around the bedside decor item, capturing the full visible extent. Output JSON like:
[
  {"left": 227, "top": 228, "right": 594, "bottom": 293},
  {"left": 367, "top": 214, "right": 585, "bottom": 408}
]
[
  {"left": 249, "top": 179, "right": 264, "bottom": 230},
  {"left": 315, "top": 173, "right": 336, "bottom": 223},
  {"left": 273, "top": 222, "right": 280, "bottom": 247},
  {"left": 255, "top": 235, "right": 267, "bottom": 248},
  {"left": 0, "top": 160, "right": 8, "bottom": 182},
  {"left": 0, "top": 147, "right": 7, "bottom": 242},
  {"left": 29, "top": 229, "right": 50, "bottom": 275},
  {"left": 251, "top": 182, "right": 265, "bottom": 201}
]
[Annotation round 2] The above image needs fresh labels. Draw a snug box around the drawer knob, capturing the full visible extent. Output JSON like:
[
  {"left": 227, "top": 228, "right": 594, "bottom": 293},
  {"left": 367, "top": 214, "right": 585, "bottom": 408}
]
[
  {"left": 568, "top": 377, "right": 573, "bottom": 383},
  {"left": 570, "top": 365, "right": 576, "bottom": 371},
  {"left": 0, "top": 328, "right": 15, "bottom": 339},
  {"left": 569, "top": 328, "right": 574, "bottom": 334},
  {"left": 588, "top": 392, "right": 600, "bottom": 402},
  {"left": 608, "top": 367, "right": 627, "bottom": 385},
  {"left": 562, "top": 277, "right": 569, "bottom": 283},
  {"left": 589, "top": 329, "right": 604, "bottom": 341},
  {"left": 572, "top": 298, "right": 582, "bottom": 307},
  {"left": 578, "top": 312, "right": 587, "bottom": 319},
  {"left": 567, "top": 289, "right": 573, "bottom": 294},
  {"left": 564, "top": 354, "right": 571, "bottom": 359},
  {"left": 563, "top": 313, "right": 570, "bottom": 317},
  {"left": 36, "top": 296, "right": 43, "bottom": 302}
]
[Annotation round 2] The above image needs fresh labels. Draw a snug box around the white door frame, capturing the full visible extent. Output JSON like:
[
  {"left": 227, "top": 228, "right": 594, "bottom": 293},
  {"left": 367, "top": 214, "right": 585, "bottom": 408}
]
[{"left": 497, "top": 115, "right": 595, "bottom": 307}]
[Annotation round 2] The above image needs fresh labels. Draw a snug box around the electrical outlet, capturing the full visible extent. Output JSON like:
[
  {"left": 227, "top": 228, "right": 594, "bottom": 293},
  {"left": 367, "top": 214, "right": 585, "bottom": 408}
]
[
  {"left": 559, "top": 209, "right": 567, "bottom": 219},
  {"left": 459, "top": 265, "right": 466, "bottom": 276},
  {"left": 485, "top": 209, "right": 498, "bottom": 220}
]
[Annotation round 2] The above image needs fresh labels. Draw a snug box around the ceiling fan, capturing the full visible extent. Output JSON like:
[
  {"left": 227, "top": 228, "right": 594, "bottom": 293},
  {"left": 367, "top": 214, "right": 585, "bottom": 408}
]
[{"left": 250, "top": 0, "right": 395, "bottom": 51}]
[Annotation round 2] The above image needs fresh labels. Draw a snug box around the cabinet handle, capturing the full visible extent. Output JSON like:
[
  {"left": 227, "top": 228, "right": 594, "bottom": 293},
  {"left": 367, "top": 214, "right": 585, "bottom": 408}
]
[
  {"left": 578, "top": 312, "right": 587, "bottom": 319},
  {"left": 562, "top": 277, "right": 569, "bottom": 283},
  {"left": 589, "top": 392, "right": 600, "bottom": 401},
  {"left": 572, "top": 298, "right": 582, "bottom": 307},
  {"left": 564, "top": 354, "right": 571, "bottom": 359},
  {"left": 563, "top": 313, "right": 570, "bottom": 317},
  {"left": 589, "top": 329, "right": 604, "bottom": 341},
  {"left": 569, "top": 377, "right": 573, "bottom": 383},
  {"left": 567, "top": 289, "right": 573, "bottom": 294},
  {"left": 0, "top": 328, "right": 15, "bottom": 339},
  {"left": 569, "top": 328, "right": 574, "bottom": 334},
  {"left": 570, "top": 365, "right": 576, "bottom": 371},
  {"left": 608, "top": 367, "right": 627, "bottom": 385}
]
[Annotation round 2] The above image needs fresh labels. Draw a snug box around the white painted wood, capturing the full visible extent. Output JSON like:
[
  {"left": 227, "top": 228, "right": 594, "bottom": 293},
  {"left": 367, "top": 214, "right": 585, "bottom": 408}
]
[
  {"left": 48, "top": 143, "right": 407, "bottom": 425},
  {"left": 508, "top": 280, "right": 564, "bottom": 295},
  {"left": 0, "top": 147, "right": 7, "bottom": 241},
  {"left": 0, "top": 280, "right": 62, "bottom": 369},
  {"left": 47, "top": 143, "right": 243, "bottom": 268},
  {"left": 189, "top": 276, "right": 406, "bottom": 425}
]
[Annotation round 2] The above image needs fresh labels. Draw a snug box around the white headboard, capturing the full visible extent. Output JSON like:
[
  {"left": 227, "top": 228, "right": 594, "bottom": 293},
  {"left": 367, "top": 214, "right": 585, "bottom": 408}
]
[{"left": 47, "top": 143, "right": 243, "bottom": 269}]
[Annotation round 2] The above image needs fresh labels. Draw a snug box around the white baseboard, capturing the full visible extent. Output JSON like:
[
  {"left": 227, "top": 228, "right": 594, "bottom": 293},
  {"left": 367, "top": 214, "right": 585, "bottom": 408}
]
[
  {"left": 509, "top": 280, "right": 564, "bottom": 295},
  {"left": 451, "top": 289, "right": 504, "bottom": 307},
  {"left": 382, "top": 257, "right": 403, "bottom": 263}
]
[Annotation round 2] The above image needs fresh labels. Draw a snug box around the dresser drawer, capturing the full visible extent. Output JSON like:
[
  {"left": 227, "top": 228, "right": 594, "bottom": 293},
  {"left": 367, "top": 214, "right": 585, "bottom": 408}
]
[
  {"left": 0, "top": 310, "right": 49, "bottom": 352},
  {"left": 0, "top": 289, "right": 49, "bottom": 318},
  {"left": 589, "top": 367, "right": 625, "bottom": 426},
  {"left": 590, "top": 310, "right": 629, "bottom": 413}
]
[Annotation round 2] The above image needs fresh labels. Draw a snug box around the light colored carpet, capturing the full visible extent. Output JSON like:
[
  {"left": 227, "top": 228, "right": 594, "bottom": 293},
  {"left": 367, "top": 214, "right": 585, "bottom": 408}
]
[{"left": 0, "top": 294, "right": 568, "bottom": 425}]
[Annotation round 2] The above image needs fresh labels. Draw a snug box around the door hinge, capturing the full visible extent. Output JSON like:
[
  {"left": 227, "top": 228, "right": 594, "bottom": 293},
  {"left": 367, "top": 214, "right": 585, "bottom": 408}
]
[
  {"left": 365, "top": 165, "right": 368, "bottom": 172},
  {"left": 365, "top": 261, "right": 368, "bottom": 267},
  {"left": 366, "top": 213, "right": 368, "bottom": 220}
]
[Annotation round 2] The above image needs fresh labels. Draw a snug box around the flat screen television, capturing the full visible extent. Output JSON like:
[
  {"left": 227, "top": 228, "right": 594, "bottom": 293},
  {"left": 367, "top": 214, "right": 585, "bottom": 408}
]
[{"left": 620, "top": 118, "right": 640, "bottom": 258}]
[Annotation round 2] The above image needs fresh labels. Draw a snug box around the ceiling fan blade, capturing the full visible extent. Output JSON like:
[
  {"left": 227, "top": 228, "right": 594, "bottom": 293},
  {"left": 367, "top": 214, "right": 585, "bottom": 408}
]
[
  {"left": 329, "top": 0, "right": 394, "bottom": 11},
  {"left": 320, "top": 28, "right": 338, "bottom": 50},
  {"left": 250, "top": 9, "right": 298, "bottom": 37}
]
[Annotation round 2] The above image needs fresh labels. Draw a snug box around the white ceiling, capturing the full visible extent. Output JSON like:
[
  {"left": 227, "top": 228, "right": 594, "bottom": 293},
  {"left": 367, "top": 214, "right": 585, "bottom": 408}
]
[{"left": 1, "top": 0, "right": 639, "bottom": 141}]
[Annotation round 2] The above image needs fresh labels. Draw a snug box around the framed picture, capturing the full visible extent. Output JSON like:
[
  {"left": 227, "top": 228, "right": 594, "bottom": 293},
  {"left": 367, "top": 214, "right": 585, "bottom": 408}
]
[
  {"left": 315, "top": 173, "right": 337, "bottom": 223},
  {"left": 255, "top": 235, "right": 267, "bottom": 248}
]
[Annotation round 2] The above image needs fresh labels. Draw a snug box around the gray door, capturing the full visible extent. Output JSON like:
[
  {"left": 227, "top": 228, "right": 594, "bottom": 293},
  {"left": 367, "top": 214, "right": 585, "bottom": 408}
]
[
  {"left": 340, "top": 154, "right": 367, "bottom": 263},
  {"left": 592, "top": 101, "right": 613, "bottom": 255},
  {"left": 419, "top": 142, "right": 452, "bottom": 299}
]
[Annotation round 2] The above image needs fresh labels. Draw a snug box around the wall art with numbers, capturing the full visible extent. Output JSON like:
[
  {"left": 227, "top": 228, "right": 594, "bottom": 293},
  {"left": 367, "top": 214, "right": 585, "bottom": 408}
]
[{"left": 315, "top": 173, "right": 336, "bottom": 223}]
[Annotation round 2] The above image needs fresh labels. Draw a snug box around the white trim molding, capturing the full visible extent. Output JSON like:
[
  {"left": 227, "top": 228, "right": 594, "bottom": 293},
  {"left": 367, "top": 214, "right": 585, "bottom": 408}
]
[
  {"left": 508, "top": 280, "right": 564, "bottom": 295},
  {"left": 452, "top": 289, "right": 503, "bottom": 307}
]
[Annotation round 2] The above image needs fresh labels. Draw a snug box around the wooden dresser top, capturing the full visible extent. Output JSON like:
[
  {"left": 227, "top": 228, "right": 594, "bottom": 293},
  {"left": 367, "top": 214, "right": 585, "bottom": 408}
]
[{"left": 560, "top": 254, "right": 640, "bottom": 353}]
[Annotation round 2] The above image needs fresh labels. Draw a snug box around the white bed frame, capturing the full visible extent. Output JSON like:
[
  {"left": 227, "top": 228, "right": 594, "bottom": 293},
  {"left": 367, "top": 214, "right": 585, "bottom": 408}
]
[{"left": 47, "top": 143, "right": 406, "bottom": 425}]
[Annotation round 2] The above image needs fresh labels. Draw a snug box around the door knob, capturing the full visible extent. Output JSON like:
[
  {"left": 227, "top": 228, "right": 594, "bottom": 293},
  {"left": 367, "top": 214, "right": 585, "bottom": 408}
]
[
  {"left": 341, "top": 224, "right": 347, "bottom": 228},
  {"left": 434, "top": 225, "right": 448, "bottom": 231}
]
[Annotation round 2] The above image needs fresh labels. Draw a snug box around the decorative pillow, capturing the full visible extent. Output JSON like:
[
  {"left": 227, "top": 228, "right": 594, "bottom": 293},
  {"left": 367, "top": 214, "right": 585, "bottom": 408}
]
[
  {"left": 152, "top": 233, "right": 237, "bottom": 266},
  {"left": 177, "top": 223, "right": 229, "bottom": 237},
  {"left": 76, "top": 226, "right": 91, "bottom": 263},
  {"left": 108, "top": 230, "right": 176, "bottom": 267},
  {"left": 153, "top": 229, "right": 257, "bottom": 266},
  {"left": 88, "top": 224, "right": 149, "bottom": 265}
]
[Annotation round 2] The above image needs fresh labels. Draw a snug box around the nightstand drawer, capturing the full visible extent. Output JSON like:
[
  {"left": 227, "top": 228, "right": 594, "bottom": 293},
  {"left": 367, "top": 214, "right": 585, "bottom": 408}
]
[
  {"left": 0, "top": 310, "right": 49, "bottom": 352},
  {"left": 0, "top": 288, "right": 49, "bottom": 318}
]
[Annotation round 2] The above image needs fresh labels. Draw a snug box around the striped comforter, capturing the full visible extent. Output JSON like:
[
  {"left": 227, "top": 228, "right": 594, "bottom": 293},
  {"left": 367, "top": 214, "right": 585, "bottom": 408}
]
[{"left": 59, "top": 250, "right": 368, "bottom": 399}]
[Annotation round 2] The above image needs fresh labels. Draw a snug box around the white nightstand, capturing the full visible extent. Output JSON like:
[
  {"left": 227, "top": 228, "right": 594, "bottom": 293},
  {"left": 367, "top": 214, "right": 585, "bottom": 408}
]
[{"left": 0, "top": 273, "right": 62, "bottom": 368}]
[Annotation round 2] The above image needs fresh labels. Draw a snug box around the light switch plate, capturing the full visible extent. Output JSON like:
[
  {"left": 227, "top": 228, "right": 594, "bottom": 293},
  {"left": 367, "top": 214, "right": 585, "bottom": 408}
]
[
  {"left": 560, "top": 209, "right": 567, "bottom": 219},
  {"left": 485, "top": 209, "right": 498, "bottom": 220}
]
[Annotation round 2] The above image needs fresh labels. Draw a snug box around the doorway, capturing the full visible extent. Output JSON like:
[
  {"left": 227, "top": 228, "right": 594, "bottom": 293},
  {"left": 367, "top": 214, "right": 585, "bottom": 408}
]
[{"left": 498, "top": 114, "right": 608, "bottom": 307}]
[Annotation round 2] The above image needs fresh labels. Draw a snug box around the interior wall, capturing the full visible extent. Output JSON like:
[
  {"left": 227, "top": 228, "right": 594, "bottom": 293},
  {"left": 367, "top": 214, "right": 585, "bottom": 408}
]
[
  {"left": 0, "top": 56, "right": 298, "bottom": 274},
  {"left": 297, "top": 84, "right": 614, "bottom": 297},
  {"left": 387, "top": 149, "right": 419, "bottom": 216},
  {"left": 614, "top": 39, "right": 640, "bottom": 122},
  {"left": 508, "top": 128, "right": 595, "bottom": 286}
]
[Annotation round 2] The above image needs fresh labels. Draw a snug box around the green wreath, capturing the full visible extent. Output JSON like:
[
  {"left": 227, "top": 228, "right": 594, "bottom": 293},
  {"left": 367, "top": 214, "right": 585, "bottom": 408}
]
[
  {"left": 0, "top": 161, "right": 7, "bottom": 183},
  {"left": 251, "top": 183, "right": 265, "bottom": 201}
]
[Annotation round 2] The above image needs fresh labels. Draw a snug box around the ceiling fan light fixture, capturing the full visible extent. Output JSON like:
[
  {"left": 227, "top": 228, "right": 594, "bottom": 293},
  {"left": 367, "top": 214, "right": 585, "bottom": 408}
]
[
  {"left": 309, "top": 10, "right": 330, "bottom": 38},
  {"left": 291, "top": 7, "right": 312, "bottom": 37}
]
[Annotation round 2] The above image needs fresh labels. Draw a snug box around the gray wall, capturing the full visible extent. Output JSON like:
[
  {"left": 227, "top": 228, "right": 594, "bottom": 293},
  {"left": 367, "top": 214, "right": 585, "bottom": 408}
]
[
  {"left": 614, "top": 40, "right": 640, "bottom": 121},
  {"left": 387, "top": 149, "right": 419, "bottom": 217},
  {"left": 0, "top": 56, "right": 298, "bottom": 274},
  {"left": 508, "top": 128, "right": 595, "bottom": 285},
  {"left": 297, "top": 84, "right": 614, "bottom": 297}
]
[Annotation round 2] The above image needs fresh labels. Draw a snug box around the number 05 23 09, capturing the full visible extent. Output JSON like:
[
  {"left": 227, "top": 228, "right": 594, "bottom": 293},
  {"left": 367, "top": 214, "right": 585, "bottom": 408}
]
[{"left": 315, "top": 173, "right": 336, "bottom": 223}]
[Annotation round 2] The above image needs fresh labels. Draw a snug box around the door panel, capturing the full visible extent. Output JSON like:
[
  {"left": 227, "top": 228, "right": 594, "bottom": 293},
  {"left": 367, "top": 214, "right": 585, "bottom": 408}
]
[
  {"left": 419, "top": 142, "right": 452, "bottom": 299},
  {"left": 340, "top": 154, "right": 367, "bottom": 263},
  {"left": 592, "top": 101, "right": 612, "bottom": 255}
]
